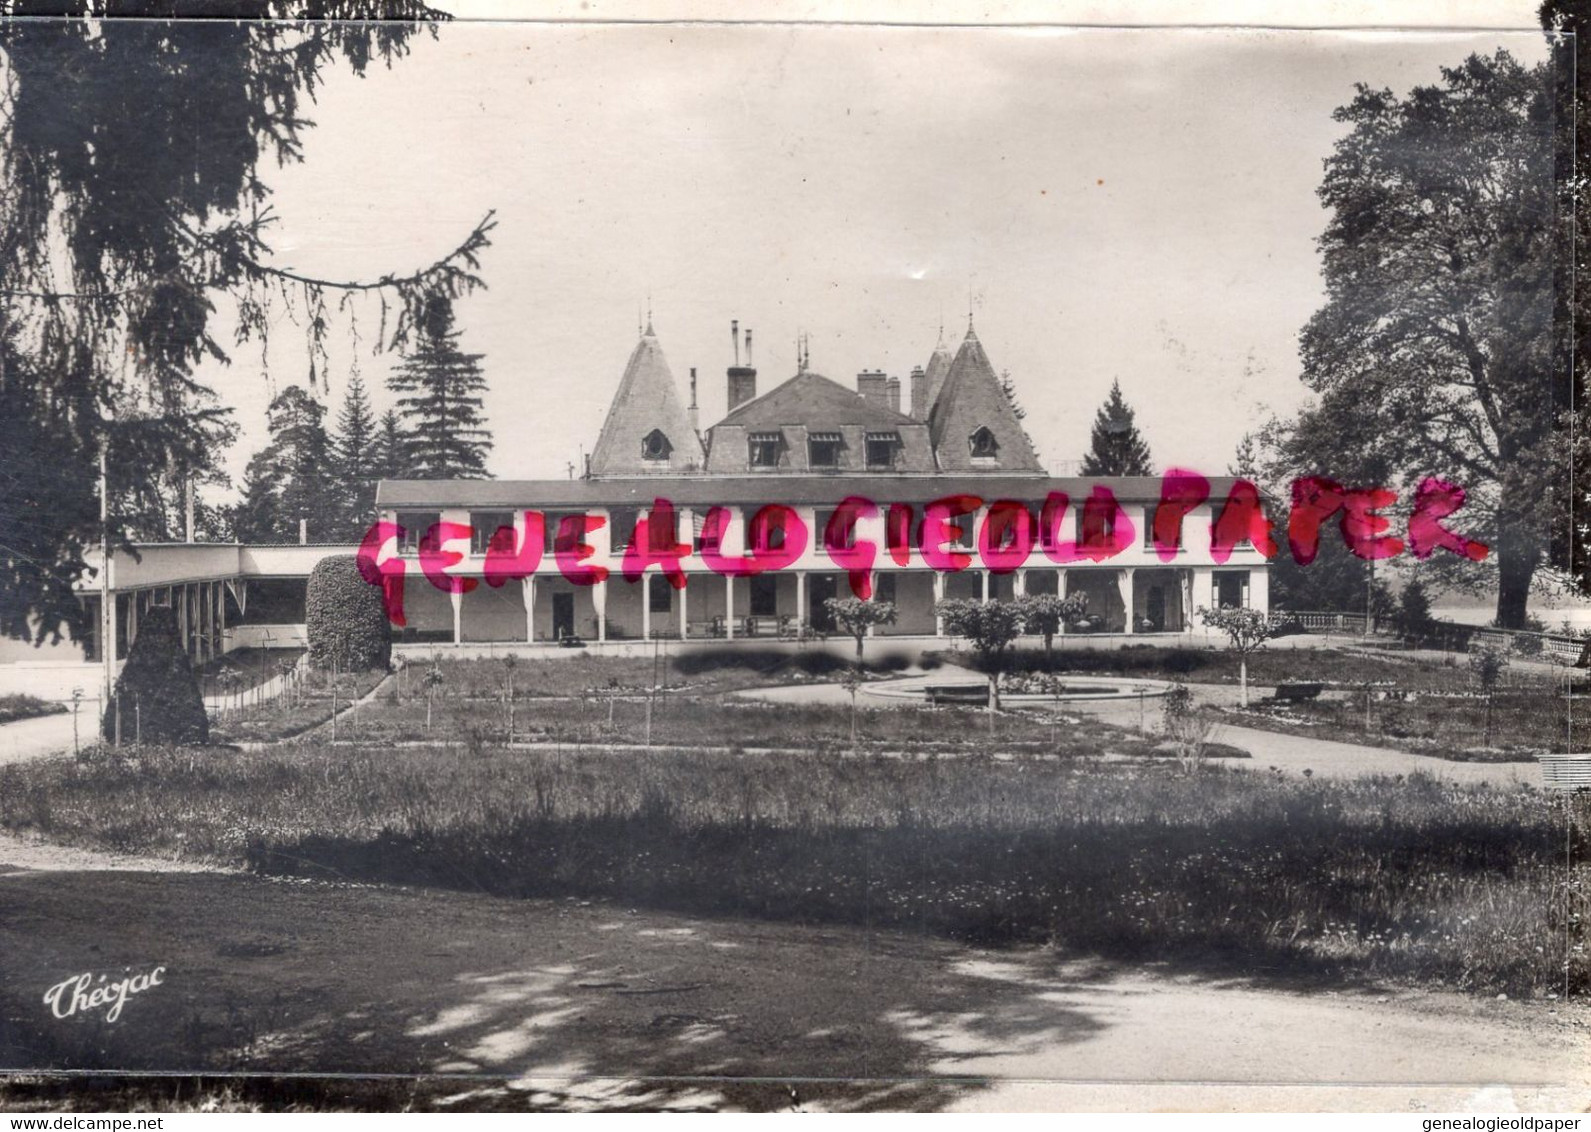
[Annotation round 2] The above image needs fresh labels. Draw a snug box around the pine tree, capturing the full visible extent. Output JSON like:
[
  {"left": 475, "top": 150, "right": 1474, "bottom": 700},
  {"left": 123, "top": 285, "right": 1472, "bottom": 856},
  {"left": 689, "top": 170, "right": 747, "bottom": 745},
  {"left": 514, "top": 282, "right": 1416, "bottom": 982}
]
[
  {"left": 387, "top": 295, "right": 494, "bottom": 479},
  {"left": 331, "top": 373, "right": 379, "bottom": 538},
  {"left": 376, "top": 409, "right": 411, "bottom": 480},
  {"left": 231, "top": 385, "right": 334, "bottom": 542},
  {"left": 271, "top": 386, "right": 335, "bottom": 538},
  {"left": 1080, "top": 379, "right": 1153, "bottom": 476},
  {"left": 1228, "top": 432, "right": 1259, "bottom": 481}
]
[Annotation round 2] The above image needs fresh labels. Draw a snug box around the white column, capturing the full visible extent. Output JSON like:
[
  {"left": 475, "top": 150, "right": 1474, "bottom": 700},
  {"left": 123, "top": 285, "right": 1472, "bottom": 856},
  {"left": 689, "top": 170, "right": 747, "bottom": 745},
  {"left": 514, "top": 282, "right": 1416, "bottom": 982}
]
[
  {"left": 866, "top": 572, "right": 878, "bottom": 637},
  {"left": 523, "top": 576, "right": 536, "bottom": 643},
  {"left": 980, "top": 570, "right": 990, "bottom": 602},
  {"left": 796, "top": 572, "right": 808, "bottom": 627},
  {"left": 933, "top": 572, "right": 946, "bottom": 637},
  {"left": 1179, "top": 570, "right": 1194, "bottom": 632},
  {"left": 725, "top": 575, "right": 736, "bottom": 639},
  {"left": 594, "top": 578, "right": 607, "bottom": 642},
  {"left": 1118, "top": 568, "right": 1135, "bottom": 634},
  {"left": 1014, "top": 569, "right": 1027, "bottom": 598},
  {"left": 678, "top": 577, "right": 689, "bottom": 639},
  {"left": 642, "top": 579, "right": 652, "bottom": 641},
  {"left": 450, "top": 589, "right": 463, "bottom": 645}
]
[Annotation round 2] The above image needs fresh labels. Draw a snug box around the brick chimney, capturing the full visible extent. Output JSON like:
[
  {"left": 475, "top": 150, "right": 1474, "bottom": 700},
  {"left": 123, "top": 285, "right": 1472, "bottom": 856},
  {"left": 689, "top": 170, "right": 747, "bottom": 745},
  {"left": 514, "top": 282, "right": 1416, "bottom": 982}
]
[
  {"left": 909, "top": 365, "right": 926, "bottom": 418},
  {"left": 728, "top": 320, "right": 757, "bottom": 410},
  {"left": 856, "top": 369, "right": 888, "bottom": 408},
  {"left": 886, "top": 376, "right": 901, "bottom": 414}
]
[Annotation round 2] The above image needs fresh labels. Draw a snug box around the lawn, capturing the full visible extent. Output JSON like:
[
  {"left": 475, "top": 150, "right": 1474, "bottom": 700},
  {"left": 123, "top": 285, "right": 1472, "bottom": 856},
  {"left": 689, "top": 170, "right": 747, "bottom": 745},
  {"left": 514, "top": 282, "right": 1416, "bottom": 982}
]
[
  {"left": 1207, "top": 687, "right": 1591, "bottom": 759},
  {"left": 980, "top": 641, "right": 1567, "bottom": 694},
  {"left": 209, "top": 666, "right": 390, "bottom": 743},
  {"left": 2, "top": 739, "right": 1583, "bottom": 998}
]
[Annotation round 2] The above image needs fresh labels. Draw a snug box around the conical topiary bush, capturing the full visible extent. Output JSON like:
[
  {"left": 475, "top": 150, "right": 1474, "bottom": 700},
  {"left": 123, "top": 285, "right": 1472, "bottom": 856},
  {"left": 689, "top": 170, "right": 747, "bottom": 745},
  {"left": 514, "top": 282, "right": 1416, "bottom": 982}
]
[{"left": 102, "top": 605, "right": 208, "bottom": 744}]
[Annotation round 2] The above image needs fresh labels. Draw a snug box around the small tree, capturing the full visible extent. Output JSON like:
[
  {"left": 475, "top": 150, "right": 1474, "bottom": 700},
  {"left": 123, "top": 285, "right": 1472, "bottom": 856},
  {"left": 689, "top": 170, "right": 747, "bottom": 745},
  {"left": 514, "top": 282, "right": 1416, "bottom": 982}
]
[
  {"left": 936, "top": 598, "right": 1026, "bottom": 712},
  {"left": 1469, "top": 645, "right": 1510, "bottom": 746},
  {"left": 305, "top": 555, "right": 393, "bottom": 672},
  {"left": 422, "top": 665, "right": 445, "bottom": 733},
  {"left": 102, "top": 606, "right": 207, "bottom": 745},
  {"left": 1015, "top": 592, "right": 1089, "bottom": 668},
  {"left": 1197, "top": 605, "right": 1273, "bottom": 708},
  {"left": 1395, "top": 578, "right": 1435, "bottom": 642},
  {"left": 1161, "top": 682, "right": 1218, "bottom": 773},
  {"left": 823, "top": 597, "right": 898, "bottom": 667}
]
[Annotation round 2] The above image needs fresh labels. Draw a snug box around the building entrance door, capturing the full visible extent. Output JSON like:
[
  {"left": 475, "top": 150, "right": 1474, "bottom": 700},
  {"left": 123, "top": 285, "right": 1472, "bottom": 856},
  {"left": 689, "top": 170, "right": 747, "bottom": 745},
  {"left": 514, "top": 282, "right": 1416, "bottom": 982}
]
[
  {"left": 810, "top": 575, "right": 839, "bottom": 632},
  {"left": 553, "top": 592, "right": 576, "bottom": 639},
  {"left": 1146, "top": 586, "right": 1165, "bottom": 631}
]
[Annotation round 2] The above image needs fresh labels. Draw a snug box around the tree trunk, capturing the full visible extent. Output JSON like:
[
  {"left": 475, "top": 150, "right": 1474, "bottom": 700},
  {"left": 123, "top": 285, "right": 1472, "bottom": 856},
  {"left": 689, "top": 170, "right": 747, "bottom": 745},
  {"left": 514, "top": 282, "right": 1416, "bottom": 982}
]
[
  {"left": 1239, "top": 658, "right": 1248, "bottom": 708},
  {"left": 1044, "top": 632, "right": 1054, "bottom": 669},
  {"left": 856, "top": 634, "right": 865, "bottom": 666},
  {"left": 1494, "top": 511, "right": 1541, "bottom": 629}
]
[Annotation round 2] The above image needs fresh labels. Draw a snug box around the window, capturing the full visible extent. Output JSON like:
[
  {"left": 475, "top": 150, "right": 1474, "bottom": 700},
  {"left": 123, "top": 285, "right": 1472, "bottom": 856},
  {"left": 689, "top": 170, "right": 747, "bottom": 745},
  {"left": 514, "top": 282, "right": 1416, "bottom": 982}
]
[
  {"left": 750, "top": 574, "right": 778, "bottom": 616},
  {"left": 1143, "top": 505, "right": 1184, "bottom": 552},
  {"left": 875, "top": 573, "right": 897, "bottom": 605},
  {"left": 472, "top": 511, "right": 515, "bottom": 555},
  {"left": 949, "top": 508, "right": 977, "bottom": 551},
  {"left": 747, "top": 507, "right": 787, "bottom": 552},
  {"left": 969, "top": 426, "right": 999, "bottom": 460},
  {"left": 748, "top": 432, "right": 781, "bottom": 468},
  {"left": 640, "top": 429, "right": 671, "bottom": 461},
  {"left": 808, "top": 431, "right": 843, "bottom": 468},
  {"left": 546, "top": 511, "right": 585, "bottom": 554},
  {"left": 1214, "top": 571, "right": 1247, "bottom": 609},
  {"left": 395, "top": 511, "right": 440, "bottom": 554},
  {"left": 609, "top": 508, "right": 640, "bottom": 552},
  {"left": 865, "top": 431, "right": 900, "bottom": 469},
  {"left": 648, "top": 573, "right": 673, "bottom": 613}
]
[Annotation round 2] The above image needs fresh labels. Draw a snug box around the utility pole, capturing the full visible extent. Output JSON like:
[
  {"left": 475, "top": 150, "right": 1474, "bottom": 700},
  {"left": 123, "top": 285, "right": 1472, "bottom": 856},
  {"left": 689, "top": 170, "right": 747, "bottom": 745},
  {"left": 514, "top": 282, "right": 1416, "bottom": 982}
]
[{"left": 99, "top": 441, "right": 118, "bottom": 745}]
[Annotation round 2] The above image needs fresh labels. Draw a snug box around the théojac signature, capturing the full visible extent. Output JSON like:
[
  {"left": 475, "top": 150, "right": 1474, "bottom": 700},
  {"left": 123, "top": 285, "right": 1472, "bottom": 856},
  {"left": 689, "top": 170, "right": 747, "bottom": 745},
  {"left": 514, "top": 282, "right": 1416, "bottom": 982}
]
[{"left": 44, "top": 966, "right": 165, "bottom": 1023}]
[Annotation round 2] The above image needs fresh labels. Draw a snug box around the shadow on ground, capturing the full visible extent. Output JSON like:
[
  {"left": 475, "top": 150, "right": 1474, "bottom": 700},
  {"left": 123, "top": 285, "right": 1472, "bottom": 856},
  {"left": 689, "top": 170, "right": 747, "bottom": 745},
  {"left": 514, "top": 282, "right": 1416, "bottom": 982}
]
[{"left": 0, "top": 869, "right": 1127, "bottom": 1111}]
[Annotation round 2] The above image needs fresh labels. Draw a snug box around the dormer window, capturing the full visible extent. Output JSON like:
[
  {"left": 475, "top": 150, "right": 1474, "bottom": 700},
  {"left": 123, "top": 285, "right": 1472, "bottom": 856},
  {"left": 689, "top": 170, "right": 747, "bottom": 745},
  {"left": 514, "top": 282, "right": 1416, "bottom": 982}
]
[
  {"left": 969, "top": 426, "right": 999, "bottom": 461},
  {"left": 748, "top": 431, "right": 781, "bottom": 468},
  {"left": 641, "top": 429, "right": 671, "bottom": 462},
  {"left": 808, "top": 431, "right": 843, "bottom": 469},
  {"left": 865, "top": 431, "right": 900, "bottom": 469}
]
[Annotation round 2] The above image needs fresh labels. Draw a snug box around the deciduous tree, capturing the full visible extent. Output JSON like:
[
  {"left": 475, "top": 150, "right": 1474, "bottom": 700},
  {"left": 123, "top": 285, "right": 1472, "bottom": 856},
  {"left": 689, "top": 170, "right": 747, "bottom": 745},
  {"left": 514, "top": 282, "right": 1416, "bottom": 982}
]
[{"left": 1287, "top": 51, "right": 1562, "bottom": 628}]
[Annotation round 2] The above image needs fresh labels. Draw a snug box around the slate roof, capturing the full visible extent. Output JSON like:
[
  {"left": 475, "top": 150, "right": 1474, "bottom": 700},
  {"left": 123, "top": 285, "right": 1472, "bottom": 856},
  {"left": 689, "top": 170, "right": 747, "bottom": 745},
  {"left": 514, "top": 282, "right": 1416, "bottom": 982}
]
[
  {"left": 587, "top": 325, "right": 705, "bottom": 476},
  {"left": 920, "top": 334, "right": 954, "bottom": 418},
  {"left": 377, "top": 474, "right": 1218, "bottom": 510},
  {"left": 927, "top": 325, "right": 1045, "bottom": 474},
  {"left": 714, "top": 371, "right": 919, "bottom": 432}
]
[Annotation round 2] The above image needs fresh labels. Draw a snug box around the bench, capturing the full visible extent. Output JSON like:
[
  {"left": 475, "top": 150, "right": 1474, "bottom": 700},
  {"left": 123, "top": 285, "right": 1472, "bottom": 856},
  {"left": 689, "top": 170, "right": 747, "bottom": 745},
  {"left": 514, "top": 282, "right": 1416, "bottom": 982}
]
[
  {"left": 687, "top": 618, "right": 726, "bottom": 639},
  {"left": 742, "top": 615, "right": 786, "bottom": 638},
  {"left": 1272, "top": 682, "right": 1324, "bottom": 702}
]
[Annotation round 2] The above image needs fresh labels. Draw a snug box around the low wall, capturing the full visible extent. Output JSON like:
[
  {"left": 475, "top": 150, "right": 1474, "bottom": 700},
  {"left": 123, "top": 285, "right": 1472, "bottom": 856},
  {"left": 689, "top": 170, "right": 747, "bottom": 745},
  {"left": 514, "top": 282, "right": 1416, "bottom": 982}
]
[{"left": 0, "top": 661, "right": 104, "bottom": 703}]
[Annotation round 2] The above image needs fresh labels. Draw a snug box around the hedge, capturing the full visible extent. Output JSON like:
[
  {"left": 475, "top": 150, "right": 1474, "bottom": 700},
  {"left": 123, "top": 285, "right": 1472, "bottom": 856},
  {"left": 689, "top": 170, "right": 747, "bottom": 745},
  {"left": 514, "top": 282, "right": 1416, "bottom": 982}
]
[
  {"left": 305, "top": 555, "right": 392, "bottom": 672},
  {"left": 102, "top": 605, "right": 207, "bottom": 745}
]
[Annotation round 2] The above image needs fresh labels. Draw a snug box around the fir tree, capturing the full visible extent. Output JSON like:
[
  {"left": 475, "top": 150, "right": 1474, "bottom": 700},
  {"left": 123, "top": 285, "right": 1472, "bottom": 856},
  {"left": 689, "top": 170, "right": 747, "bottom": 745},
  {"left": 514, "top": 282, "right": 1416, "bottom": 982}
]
[
  {"left": 331, "top": 373, "right": 379, "bottom": 537},
  {"left": 376, "top": 409, "right": 411, "bottom": 480},
  {"left": 1080, "top": 379, "right": 1153, "bottom": 476},
  {"left": 388, "top": 296, "right": 494, "bottom": 479}
]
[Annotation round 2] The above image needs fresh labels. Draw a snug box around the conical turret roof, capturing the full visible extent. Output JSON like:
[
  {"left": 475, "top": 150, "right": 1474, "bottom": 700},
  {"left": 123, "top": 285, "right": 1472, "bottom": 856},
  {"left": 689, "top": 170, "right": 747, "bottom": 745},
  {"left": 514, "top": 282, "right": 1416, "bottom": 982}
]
[
  {"left": 927, "top": 324, "right": 1044, "bottom": 474},
  {"left": 588, "top": 324, "right": 705, "bottom": 476},
  {"left": 921, "top": 330, "right": 955, "bottom": 416}
]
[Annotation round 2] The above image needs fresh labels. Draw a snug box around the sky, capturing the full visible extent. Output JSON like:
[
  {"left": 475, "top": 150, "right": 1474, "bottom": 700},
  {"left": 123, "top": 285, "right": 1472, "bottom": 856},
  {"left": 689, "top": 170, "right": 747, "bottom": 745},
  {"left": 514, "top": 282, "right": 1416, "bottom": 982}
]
[{"left": 191, "top": 2, "right": 1554, "bottom": 491}]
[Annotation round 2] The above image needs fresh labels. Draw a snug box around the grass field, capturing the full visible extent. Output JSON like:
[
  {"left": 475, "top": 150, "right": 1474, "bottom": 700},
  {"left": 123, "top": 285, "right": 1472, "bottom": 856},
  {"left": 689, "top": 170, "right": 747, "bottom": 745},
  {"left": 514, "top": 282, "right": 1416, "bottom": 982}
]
[
  {"left": 1212, "top": 689, "right": 1589, "bottom": 758},
  {"left": 3, "top": 739, "right": 1583, "bottom": 998}
]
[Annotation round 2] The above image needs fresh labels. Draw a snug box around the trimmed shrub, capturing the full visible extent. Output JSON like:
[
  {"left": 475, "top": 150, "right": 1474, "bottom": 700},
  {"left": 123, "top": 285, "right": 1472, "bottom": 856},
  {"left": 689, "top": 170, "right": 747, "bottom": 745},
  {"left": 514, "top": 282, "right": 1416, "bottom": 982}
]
[
  {"left": 102, "top": 606, "right": 207, "bottom": 744},
  {"left": 305, "top": 555, "right": 392, "bottom": 672}
]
